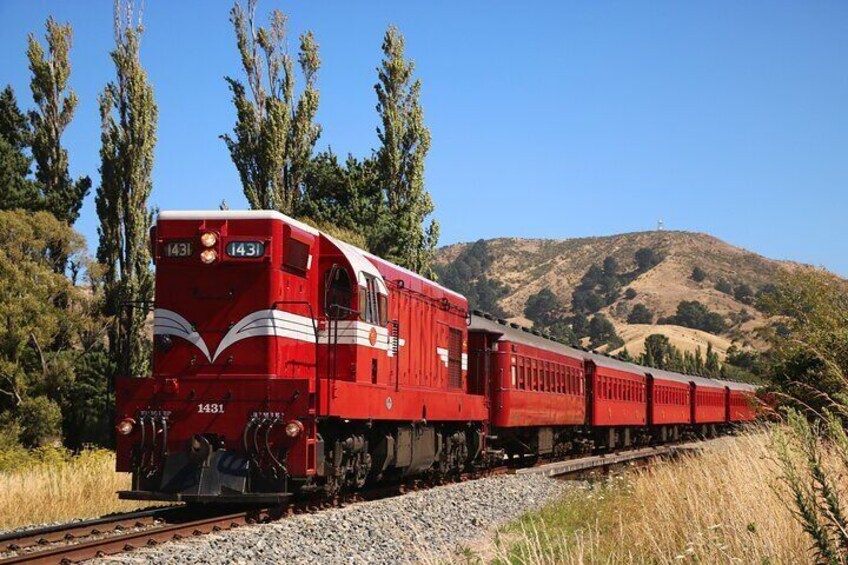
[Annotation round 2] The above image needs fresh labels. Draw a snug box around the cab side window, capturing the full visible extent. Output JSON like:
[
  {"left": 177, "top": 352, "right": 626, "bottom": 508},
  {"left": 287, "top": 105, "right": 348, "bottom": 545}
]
[{"left": 360, "top": 275, "right": 387, "bottom": 325}]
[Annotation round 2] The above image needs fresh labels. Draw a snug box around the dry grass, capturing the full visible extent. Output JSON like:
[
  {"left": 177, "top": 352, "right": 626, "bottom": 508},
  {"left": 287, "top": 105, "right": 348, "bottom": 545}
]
[
  {"left": 448, "top": 431, "right": 812, "bottom": 564},
  {"left": 0, "top": 449, "right": 156, "bottom": 531}
]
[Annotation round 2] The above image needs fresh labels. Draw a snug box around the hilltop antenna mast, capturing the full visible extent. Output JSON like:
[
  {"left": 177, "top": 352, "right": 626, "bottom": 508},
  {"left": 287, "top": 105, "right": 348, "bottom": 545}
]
[{"left": 657, "top": 219, "right": 665, "bottom": 231}]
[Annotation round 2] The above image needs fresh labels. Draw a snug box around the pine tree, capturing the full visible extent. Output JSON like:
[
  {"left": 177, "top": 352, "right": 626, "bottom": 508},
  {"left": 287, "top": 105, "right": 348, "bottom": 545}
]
[
  {"left": 222, "top": 0, "right": 321, "bottom": 214},
  {"left": 26, "top": 17, "right": 91, "bottom": 225},
  {"left": 0, "top": 86, "right": 39, "bottom": 211},
  {"left": 372, "top": 26, "right": 438, "bottom": 276},
  {"left": 96, "top": 1, "right": 157, "bottom": 379}
]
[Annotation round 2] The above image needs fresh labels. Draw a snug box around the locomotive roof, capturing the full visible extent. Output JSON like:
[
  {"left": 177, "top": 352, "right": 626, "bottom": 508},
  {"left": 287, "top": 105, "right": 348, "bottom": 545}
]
[
  {"left": 156, "top": 210, "right": 321, "bottom": 234},
  {"left": 325, "top": 235, "right": 388, "bottom": 296},
  {"left": 155, "top": 210, "right": 464, "bottom": 300},
  {"left": 469, "top": 313, "right": 758, "bottom": 392}
]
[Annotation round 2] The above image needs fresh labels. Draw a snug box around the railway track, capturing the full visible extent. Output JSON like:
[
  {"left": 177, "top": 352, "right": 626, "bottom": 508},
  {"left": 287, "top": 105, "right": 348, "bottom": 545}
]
[{"left": 0, "top": 438, "right": 710, "bottom": 565}]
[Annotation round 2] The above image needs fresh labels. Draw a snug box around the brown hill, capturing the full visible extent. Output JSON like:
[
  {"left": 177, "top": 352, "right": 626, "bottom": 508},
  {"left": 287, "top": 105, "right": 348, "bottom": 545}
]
[{"left": 435, "top": 230, "right": 811, "bottom": 358}]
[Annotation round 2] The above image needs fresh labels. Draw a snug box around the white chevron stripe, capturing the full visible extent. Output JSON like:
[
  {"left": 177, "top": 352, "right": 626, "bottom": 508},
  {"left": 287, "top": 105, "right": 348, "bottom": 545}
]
[
  {"left": 154, "top": 309, "right": 406, "bottom": 362},
  {"left": 213, "top": 309, "right": 317, "bottom": 362},
  {"left": 153, "top": 309, "right": 211, "bottom": 361}
]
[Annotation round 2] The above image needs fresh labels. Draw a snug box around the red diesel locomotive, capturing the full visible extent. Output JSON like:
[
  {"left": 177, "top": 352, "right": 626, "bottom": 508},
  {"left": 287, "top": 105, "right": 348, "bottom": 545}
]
[{"left": 115, "top": 210, "right": 759, "bottom": 503}]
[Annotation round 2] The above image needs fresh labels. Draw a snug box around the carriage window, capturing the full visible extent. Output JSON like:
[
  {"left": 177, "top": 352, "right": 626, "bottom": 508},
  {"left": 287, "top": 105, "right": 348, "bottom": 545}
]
[
  {"left": 518, "top": 360, "right": 525, "bottom": 389},
  {"left": 325, "top": 266, "right": 352, "bottom": 320}
]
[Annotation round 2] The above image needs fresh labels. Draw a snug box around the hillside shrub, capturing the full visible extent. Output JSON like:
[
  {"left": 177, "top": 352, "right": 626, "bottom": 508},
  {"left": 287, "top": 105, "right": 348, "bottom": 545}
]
[
  {"left": 715, "top": 278, "right": 733, "bottom": 294},
  {"left": 435, "top": 240, "right": 508, "bottom": 316},
  {"left": 588, "top": 314, "right": 622, "bottom": 349},
  {"left": 635, "top": 247, "right": 662, "bottom": 271},
  {"left": 627, "top": 303, "right": 653, "bottom": 324},
  {"left": 524, "top": 288, "right": 563, "bottom": 328},
  {"left": 624, "top": 287, "right": 637, "bottom": 300},
  {"left": 734, "top": 282, "right": 754, "bottom": 304},
  {"left": 661, "top": 300, "right": 727, "bottom": 334},
  {"left": 691, "top": 266, "right": 706, "bottom": 282}
]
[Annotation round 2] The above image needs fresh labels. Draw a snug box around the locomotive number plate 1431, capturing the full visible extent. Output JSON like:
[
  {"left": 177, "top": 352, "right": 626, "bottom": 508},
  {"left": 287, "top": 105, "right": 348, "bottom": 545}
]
[{"left": 197, "top": 403, "right": 225, "bottom": 414}]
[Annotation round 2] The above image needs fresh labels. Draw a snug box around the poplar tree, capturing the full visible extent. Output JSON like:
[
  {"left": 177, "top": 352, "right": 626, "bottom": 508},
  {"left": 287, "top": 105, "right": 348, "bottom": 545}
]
[
  {"left": 0, "top": 86, "right": 38, "bottom": 211},
  {"left": 95, "top": 1, "right": 157, "bottom": 378},
  {"left": 26, "top": 17, "right": 91, "bottom": 225},
  {"left": 222, "top": 0, "right": 321, "bottom": 214},
  {"left": 372, "top": 26, "right": 438, "bottom": 276}
]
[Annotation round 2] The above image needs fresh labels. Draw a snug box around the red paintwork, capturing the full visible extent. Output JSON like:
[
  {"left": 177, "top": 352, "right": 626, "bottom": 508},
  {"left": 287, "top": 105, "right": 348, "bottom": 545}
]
[
  {"left": 116, "top": 213, "right": 487, "bottom": 480},
  {"left": 116, "top": 377, "right": 312, "bottom": 473},
  {"left": 489, "top": 340, "right": 585, "bottom": 427},
  {"left": 316, "top": 249, "right": 487, "bottom": 424},
  {"left": 116, "top": 210, "right": 762, "bottom": 494},
  {"left": 692, "top": 384, "right": 726, "bottom": 424},
  {"left": 650, "top": 378, "right": 691, "bottom": 425},
  {"left": 587, "top": 361, "right": 647, "bottom": 427},
  {"left": 728, "top": 390, "right": 758, "bottom": 422}
]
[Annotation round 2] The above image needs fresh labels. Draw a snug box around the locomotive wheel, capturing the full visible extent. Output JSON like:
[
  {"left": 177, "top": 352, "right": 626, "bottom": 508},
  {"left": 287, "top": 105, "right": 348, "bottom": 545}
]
[{"left": 354, "top": 453, "right": 372, "bottom": 489}]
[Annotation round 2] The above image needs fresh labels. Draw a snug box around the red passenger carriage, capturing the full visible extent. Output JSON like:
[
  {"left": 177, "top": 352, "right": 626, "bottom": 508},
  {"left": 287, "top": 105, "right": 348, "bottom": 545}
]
[
  {"left": 690, "top": 375, "right": 728, "bottom": 430},
  {"left": 646, "top": 369, "right": 692, "bottom": 426},
  {"left": 726, "top": 382, "right": 758, "bottom": 422}
]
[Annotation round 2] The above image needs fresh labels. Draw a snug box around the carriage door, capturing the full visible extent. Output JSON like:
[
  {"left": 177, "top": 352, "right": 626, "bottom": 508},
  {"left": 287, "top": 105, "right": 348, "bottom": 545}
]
[{"left": 466, "top": 331, "right": 491, "bottom": 396}]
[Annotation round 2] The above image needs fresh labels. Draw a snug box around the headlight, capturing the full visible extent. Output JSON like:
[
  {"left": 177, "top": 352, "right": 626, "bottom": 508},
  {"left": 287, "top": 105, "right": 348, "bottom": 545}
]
[
  {"left": 200, "top": 249, "right": 218, "bottom": 264},
  {"left": 284, "top": 420, "right": 304, "bottom": 438},
  {"left": 200, "top": 232, "right": 218, "bottom": 247},
  {"left": 116, "top": 418, "right": 135, "bottom": 436}
]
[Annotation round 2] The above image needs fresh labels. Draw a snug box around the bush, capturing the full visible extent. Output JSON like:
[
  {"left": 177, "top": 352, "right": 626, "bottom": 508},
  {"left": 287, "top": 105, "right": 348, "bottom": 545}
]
[
  {"left": 635, "top": 247, "right": 662, "bottom": 271},
  {"left": 715, "top": 278, "right": 733, "bottom": 294},
  {"left": 588, "top": 314, "right": 619, "bottom": 349},
  {"left": 691, "top": 266, "right": 706, "bottom": 282},
  {"left": 524, "top": 288, "right": 563, "bottom": 327},
  {"left": 569, "top": 313, "right": 589, "bottom": 337},
  {"left": 664, "top": 300, "right": 727, "bottom": 334},
  {"left": 602, "top": 256, "right": 618, "bottom": 277},
  {"left": 627, "top": 303, "right": 654, "bottom": 324},
  {"left": 18, "top": 396, "right": 62, "bottom": 447},
  {"left": 572, "top": 289, "right": 605, "bottom": 314},
  {"left": 624, "top": 287, "right": 637, "bottom": 300},
  {"left": 734, "top": 283, "right": 754, "bottom": 304},
  {"left": 435, "top": 239, "right": 508, "bottom": 316}
]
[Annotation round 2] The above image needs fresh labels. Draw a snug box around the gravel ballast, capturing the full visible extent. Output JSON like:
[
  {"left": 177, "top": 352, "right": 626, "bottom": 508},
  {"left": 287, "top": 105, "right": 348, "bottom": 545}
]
[{"left": 98, "top": 474, "right": 567, "bottom": 565}]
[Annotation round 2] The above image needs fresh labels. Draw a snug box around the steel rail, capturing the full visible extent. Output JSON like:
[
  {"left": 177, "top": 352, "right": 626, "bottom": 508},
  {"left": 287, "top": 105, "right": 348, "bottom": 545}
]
[
  {"left": 0, "top": 506, "right": 183, "bottom": 553},
  {"left": 0, "top": 511, "right": 256, "bottom": 565}
]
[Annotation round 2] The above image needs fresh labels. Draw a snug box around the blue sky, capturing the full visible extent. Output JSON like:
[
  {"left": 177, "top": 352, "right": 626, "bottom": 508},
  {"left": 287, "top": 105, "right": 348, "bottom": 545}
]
[{"left": 1, "top": 1, "right": 846, "bottom": 275}]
